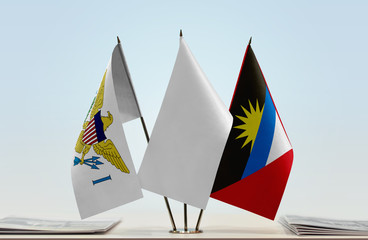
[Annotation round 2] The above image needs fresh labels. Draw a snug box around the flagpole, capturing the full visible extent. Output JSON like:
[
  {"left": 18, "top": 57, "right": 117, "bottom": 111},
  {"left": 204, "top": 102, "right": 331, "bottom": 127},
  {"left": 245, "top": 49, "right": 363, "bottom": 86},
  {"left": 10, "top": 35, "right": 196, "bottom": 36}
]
[
  {"left": 195, "top": 209, "right": 203, "bottom": 231},
  {"left": 184, "top": 203, "right": 188, "bottom": 232},
  {"left": 179, "top": 29, "right": 204, "bottom": 234},
  {"left": 116, "top": 36, "right": 177, "bottom": 232},
  {"left": 140, "top": 116, "right": 177, "bottom": 232}
]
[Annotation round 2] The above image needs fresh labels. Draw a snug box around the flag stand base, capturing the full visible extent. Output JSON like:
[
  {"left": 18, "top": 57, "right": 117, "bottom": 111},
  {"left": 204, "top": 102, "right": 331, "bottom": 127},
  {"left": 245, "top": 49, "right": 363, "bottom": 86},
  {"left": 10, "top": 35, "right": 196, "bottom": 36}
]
[
  {"left": 168, "top": 204, "right": 204, "bottom": 234},
  {"left": 169, "top": 229, "right": 203, "bottom": 234}
]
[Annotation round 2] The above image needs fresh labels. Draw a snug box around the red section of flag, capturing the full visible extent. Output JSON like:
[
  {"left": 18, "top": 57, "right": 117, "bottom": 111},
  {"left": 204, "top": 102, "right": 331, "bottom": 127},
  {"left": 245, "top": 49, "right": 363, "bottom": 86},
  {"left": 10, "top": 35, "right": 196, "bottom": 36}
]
[
  {"left": 82, "top": 119, "right": 98, "bottom": 145},
  {"left": 210, "top": 149, "right": 293, "bottom": 220}
]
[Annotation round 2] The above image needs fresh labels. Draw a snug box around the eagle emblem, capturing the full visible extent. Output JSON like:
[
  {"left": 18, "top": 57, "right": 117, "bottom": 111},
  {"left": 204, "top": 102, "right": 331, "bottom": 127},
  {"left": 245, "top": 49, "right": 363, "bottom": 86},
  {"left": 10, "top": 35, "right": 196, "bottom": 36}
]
[{"left": 74, "top": 71, "right": 130, "bottom": 173}]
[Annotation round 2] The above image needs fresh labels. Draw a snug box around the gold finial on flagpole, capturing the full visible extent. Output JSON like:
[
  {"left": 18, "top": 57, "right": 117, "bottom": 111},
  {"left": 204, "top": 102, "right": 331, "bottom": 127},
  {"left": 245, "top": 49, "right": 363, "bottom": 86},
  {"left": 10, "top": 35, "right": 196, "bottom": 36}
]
[
  {"left": 248, "top": 37, "right": 252, "bottom": 45},
  {"left": 180, "top": 29, "right": 183, "bottom": 37},
  {"left": 117, "top": 36, "right": 121, "bottom": 44}
]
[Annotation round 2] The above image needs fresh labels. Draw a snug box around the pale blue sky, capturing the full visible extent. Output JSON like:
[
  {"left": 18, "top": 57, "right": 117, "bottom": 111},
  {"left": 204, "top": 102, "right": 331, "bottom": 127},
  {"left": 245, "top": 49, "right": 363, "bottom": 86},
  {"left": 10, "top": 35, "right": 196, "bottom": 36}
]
[{"left": 1, "top": 0, "right": 368, "bottom": 221}]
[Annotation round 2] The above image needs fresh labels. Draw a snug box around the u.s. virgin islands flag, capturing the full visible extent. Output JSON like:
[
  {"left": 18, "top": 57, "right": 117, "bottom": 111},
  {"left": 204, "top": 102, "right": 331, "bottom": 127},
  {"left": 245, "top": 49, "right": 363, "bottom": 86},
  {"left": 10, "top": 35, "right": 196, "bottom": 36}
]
[
  {"left": 211, "top": 41, "right": 293, "bottom": 220},
  {"left": 72, "top": 42, "right": 143, "bottom": 219}
]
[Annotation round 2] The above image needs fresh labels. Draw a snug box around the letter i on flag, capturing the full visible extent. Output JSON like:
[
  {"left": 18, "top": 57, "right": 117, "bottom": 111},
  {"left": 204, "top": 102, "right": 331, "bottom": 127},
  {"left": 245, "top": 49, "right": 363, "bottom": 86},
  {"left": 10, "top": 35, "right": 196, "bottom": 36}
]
[
  {"left": 72, "top": 40, "right": 143, "bottom": 219},
  {"left": 138, "top": 34, "right": 232, "bottom": 209},
  {"left": 211, "top": 39, "right": 293, "bottom": 220}
]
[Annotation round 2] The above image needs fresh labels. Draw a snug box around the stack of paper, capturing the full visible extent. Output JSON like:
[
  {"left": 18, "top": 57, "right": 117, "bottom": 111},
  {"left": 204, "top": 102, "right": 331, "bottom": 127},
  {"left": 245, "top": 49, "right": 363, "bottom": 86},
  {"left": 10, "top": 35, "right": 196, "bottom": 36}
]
[
  {"left": 280, "top": 215, "right": 368, "bottom": 236},
  {"left": 0, "top": 216, "right": 119, "bottom": 234}
]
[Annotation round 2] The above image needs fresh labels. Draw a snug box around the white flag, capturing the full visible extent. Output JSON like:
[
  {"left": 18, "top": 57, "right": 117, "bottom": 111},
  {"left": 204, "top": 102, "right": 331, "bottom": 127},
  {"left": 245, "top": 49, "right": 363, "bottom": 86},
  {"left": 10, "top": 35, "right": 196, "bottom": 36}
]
[
  {"left": 72, "top": 43, "right": 143, "bottom": 219},
  {"left": 138, "top": 37, "right": 232, "bottom": 209}
]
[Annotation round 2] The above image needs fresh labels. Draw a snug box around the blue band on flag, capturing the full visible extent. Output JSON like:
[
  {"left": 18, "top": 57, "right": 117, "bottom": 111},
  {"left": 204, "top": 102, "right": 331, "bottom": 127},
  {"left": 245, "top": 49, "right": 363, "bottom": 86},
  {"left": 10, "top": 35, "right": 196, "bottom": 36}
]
[
  {"left": 94, "top": 111, "right": 107, "bottom": 143},
  {"left": 241, "top": 88, "right": 276, "bottom": 179}
]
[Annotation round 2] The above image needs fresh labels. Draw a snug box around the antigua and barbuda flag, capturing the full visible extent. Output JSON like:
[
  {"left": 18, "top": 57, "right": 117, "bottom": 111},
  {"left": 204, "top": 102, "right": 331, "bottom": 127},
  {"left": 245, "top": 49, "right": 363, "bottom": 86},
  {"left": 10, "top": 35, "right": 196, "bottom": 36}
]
[
  {"left": 72, "top": 41, "right": 143, "bottom": 219},
  {"left": 138, "top": 35, "right": 232, "bottom": 209},
  {"left": 210, "top": 40, "right": 293, "bottom": 220}
]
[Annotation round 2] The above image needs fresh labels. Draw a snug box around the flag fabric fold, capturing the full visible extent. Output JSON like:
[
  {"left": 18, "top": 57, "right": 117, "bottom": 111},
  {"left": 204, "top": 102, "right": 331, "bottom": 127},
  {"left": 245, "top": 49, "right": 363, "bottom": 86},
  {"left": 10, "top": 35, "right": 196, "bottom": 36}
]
[
  {"left": 138, "top": 37, "right": 232, "bottom": 209},
  {"left": 72, "top": 43, "right": 143, "bottom": 219},
  {"left": 210, "top": 43, "right": 293, "bottom": 220}
]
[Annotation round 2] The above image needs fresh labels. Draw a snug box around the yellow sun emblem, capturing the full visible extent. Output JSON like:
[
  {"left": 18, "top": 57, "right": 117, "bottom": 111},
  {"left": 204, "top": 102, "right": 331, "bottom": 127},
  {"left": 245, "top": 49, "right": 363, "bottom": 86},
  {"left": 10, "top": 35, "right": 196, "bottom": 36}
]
[{"left": 234, "top": 100, "right": 264, "bottom": 151}]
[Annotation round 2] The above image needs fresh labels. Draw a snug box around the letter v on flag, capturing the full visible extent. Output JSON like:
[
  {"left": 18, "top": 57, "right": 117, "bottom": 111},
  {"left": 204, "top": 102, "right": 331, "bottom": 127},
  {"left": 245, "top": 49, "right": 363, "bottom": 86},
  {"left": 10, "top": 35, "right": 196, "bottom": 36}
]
[{"left": 210, "top": 41, "right": 293, "bottom": 220}]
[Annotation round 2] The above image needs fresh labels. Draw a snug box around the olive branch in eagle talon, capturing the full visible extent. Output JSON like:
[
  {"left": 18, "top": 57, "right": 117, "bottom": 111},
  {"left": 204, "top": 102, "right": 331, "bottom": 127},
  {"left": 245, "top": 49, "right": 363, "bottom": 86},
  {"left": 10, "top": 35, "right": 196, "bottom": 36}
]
[{"left": 74, "top": 71, "right": 130, "bottom": 174}]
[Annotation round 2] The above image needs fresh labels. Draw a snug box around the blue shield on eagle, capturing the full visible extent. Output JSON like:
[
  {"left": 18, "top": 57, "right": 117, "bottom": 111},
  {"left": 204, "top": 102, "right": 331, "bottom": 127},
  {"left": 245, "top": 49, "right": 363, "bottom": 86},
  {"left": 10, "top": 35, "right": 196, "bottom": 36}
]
[{"left": 74, "top": 71, "right": 130, "bottom": 173}]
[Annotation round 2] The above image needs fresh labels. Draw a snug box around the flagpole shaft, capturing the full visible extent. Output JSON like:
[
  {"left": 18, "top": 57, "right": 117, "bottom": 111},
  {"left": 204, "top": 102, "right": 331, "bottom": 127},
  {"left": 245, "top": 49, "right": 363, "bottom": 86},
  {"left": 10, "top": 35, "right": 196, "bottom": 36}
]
[
  {"left": 184, "top": 203, "right": 188, "bottom": 232},
  {"left": 139, "top": 117, "right": 177, "bottom": 231},
  {"left": 164, "top": 196, "right": 177, "bottom": 231},
  {"left": 195, "top": 209, "right": 203, "bottom": 231},
  {"left": 116, "top": 37, "right": 177, "bottom": 232},
  {"left": 140, "top": 117, "right": 150, "bottom": 143}
]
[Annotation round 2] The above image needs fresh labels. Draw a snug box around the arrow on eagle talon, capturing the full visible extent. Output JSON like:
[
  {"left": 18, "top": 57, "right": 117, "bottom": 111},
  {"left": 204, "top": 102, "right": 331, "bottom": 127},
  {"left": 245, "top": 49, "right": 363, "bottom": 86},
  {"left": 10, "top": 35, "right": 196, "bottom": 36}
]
[
  {"left": 83, "top": 162, "right": 100, "bottom": 170},
  {"left": 84, "top": 157, "right": 103, "bottom": 165},
  {"left": 73, "top": 156, "right": 103, "bottom": 169}
]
